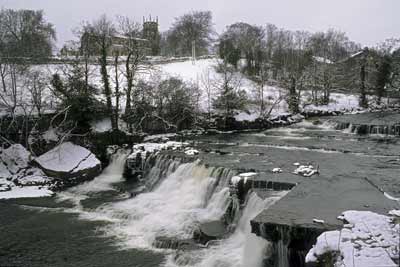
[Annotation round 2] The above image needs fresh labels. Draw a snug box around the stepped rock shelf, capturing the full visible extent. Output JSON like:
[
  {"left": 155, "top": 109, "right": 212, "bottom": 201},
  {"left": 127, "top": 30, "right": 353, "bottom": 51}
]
[
  {"left": 166, "top": 115, "right": 400, "bottom": 267},
  {"left": 332, "top": 111, "right": 400, "bottom": 135}
]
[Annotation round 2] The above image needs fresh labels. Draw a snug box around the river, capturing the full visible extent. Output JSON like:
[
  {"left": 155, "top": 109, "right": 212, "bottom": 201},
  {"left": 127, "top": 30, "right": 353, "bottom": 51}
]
[{"left": 1, "top": 118, "right": 399, "bottom": 267}]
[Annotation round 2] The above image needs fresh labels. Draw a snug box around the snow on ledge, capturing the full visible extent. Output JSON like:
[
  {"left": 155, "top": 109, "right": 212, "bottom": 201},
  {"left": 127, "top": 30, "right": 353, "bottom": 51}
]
[{"left": 231, "top": 172, "right": 258, "bottom": 185}]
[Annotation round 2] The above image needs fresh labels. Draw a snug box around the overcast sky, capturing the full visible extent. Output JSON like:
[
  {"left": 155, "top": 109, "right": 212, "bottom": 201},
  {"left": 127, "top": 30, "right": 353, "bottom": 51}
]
[{"left": 1, "top": 0, "right": 399, "bottom": 49}]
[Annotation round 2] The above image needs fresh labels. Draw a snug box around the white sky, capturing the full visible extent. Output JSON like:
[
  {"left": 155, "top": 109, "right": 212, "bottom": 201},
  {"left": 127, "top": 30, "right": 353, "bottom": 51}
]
[{"left": 1, "top": 0, "right": 399, "bottom": 49}]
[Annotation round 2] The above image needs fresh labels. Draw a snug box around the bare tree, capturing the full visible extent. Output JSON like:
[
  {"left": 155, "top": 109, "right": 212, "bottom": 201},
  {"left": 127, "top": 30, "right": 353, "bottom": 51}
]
[
  {"left": 86, "top": 15, "right": 117, "bottom": 130},
  {"left": 201, "top": 68, "right": 214, "bottom": 124},
  {"left": 166, "top": 11, "right": 214, "bottom": 56},
  {"left": 117, "top": 16, "right": 149, "bottom": 118},
  {"left": 213, "top": 61, "right": 247, "bottom": 125},
  {"left": 28, "top": 70, "right": 47, "bottom": 117}
]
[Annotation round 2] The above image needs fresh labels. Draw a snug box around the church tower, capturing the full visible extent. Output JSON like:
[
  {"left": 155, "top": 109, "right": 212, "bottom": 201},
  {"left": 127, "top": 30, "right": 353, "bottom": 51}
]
[{"left": 143, "top": 15, "right": 160, "bottom": 56}]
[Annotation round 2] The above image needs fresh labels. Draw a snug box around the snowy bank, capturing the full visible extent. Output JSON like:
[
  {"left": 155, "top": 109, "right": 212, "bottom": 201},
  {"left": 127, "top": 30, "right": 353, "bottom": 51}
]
[
  {"left": 0, "top": 144, "right": 54, "bottom": 199},
  {"left": 306, "top": 210, "right": 400, "bottom": 267}
]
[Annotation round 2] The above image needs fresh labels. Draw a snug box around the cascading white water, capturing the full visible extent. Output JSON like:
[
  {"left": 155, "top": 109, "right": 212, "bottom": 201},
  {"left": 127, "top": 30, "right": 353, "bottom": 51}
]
[
  {"left": 56, "top": 152, "right": 287, "bottom": 267},
  {"left": 56, "top": 149, "right": 130, "bottom": 207},
  {"left": 171, "top": 191, "right": 288, "bottom": 267},
  {"left": 58, "top": 156, "right": 231, "bottom": 249}
]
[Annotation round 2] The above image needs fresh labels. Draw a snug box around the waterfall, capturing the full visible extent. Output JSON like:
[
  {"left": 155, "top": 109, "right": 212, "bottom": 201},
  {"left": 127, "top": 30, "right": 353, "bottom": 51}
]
[
  {"left": 164, "top": 191, "right": 288, "bottom": 267},
  {"left": 143, "top": 154, "right": 183, "bottom": 190},
  {"left": 61, "top": 159, "right": 232, "bottom": 250},
  {"left": 56, "top": 149, "right": 130, "bottom": 203},
  {"left": 56, "top": 151, "right": 287, "bottom": 267}
]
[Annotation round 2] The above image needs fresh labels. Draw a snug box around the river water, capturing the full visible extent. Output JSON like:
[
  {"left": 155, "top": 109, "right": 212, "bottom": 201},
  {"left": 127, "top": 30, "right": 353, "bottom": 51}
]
[{"left": 1, "top": 118, "right": 399, "bottom": 267}]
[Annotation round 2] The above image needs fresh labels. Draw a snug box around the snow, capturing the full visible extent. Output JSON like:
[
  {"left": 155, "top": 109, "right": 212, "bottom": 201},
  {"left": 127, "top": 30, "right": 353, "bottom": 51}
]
[
  {"left": 12, "top": 168, "right": 52, "bottom": 186},
  {"left": 272, "top": 167, "right": 283, "bottom": 173},
  {"left": 293, "top": 164, "right": 319, "bottom": 177},
  {"left": 313, "top": 218, "right": 325, "bottom": 224},
  {"left": 0, "top": 144, "right": 54, "bottom": 199},
  {"left": 0, "top": 186, "right": 53, "bottom": 199},
  {"left": 350, "top": 50, "right": 364, "bottom": 58},
  {"left": 0, "top": 178, "right": 13, "bottom": 192},
  {"left": 35, "top": 142, "right": 100, "bottom": 173},
  {"left": 128, "top": 141, "right": 191, "bottom": 160},
  {"left": 302, "top": 93, "right": 361, "bottom": 113},
  {"left": 3, "top": 58, "right": 371, "bottom": 123},
  {"left": 0, "top": 144, "right": 32, "bottom": 174},
  {"left": 90, "top": 118, "right": 112, "bottom": 133},
  {"left": 306, "top": 210, "right": 400, "bottom": 267},
  {"left": 42, "top": 128, "right": 59, "bottom": 143},
  {"left": 184, "top": 149, "right": 199, "bottom": 156},
  {"left": 230, "top": 172, "right": 258, "bottom": 185},
  {"left": 384, "top": 192, "right": 400, "bottom": 201},
  {"left": 234, "top": 111, "right": 260, "bottom": 122},
  {"left": 143, "top": 133, "right": 176, "bottom": 142},
  {"left": 313, "top": 56, "right": 333, "bottom": 64},
  {"left": 389, "top": 210, "right": 400, "bottom": 217},
  {"left": 231, "top": 176, "right": 242, "bottom": 185}
]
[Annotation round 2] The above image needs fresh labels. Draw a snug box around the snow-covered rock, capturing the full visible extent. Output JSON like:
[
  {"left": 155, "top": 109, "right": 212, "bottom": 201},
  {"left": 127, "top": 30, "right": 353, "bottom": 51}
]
[
  {"left": 312, "top": 218, "right": 325, "bottom": 224},
  {"left": 293, "top": 164, "right": 319, "bottom": 177},
  {"left": 0, "top": 144, "right": 55, "bottom": 199},
  {"left": 0, "top": 144, "right": 32, "bottom": 174},
  {"left": 185, "top": 149, "right": 199, "bottom": 156},
  {"left": 34, "top": 142, "right": 101, "bottom": 180},
  {"left": 272, "top": 167, "right": 283, "bottom": 173},
  {"left": 127, "top": 141, "right": 190, "bottom": 161},
  {"left": 388, "top": 209, "right": 400, "bottom": 217},
  {"left": 230, "top": 172, "right": 258, "bottom": 185},
  {"left": 306, "top": 210, "right": 400, "bottom": 267}
]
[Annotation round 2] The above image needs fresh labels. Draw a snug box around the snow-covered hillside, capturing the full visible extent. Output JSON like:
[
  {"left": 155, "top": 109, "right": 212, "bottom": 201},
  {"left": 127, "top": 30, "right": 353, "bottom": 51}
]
[{"left": 2, "top": 58, "right": 368, "bottom": 121}]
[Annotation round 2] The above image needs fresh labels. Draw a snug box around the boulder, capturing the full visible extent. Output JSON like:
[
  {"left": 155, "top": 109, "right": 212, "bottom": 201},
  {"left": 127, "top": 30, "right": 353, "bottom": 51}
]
[
  {"left": 193, "top": 220, "right": 228, "bottom": 244},
  {"left": 34, "top": 142, "right": 101, "bottom": 185},
  {"left": 0, "top": 144, "right": 54, "bottom": 199}
]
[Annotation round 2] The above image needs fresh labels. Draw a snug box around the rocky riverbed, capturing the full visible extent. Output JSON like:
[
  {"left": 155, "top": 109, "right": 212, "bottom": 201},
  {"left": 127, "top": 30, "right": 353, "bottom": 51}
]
[{"left": 1, "top": 113, "right": 399, "bottom": 267}]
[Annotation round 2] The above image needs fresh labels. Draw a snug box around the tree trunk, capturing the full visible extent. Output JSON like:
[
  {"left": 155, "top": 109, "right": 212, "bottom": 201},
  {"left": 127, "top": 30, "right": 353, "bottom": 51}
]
[
  {"left": 125, "top": 53, "right": 133, "bottom": 116},
  {"left": 99, "top": 42, "right": 116, "bottom": 130},
  {"left": 289, "top": 77, "right": 299, "bottom": 113},
  {"left": 359, "top": 62, "right": 368, "bottom": 108},
  {"left": 114, "top": 54, "right": 120, "bottom": 131}
]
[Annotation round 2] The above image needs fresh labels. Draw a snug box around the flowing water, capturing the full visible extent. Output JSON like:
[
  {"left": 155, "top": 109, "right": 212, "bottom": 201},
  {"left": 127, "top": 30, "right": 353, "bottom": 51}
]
[{"left": 1, "top": 118, "right": 399, "bottom": 267}]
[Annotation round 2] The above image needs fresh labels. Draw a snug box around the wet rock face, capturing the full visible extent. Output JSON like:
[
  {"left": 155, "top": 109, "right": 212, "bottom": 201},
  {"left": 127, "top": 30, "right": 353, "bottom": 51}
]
[
  {"left": 193, "top": 220, "right": 228, "bottom": 245},
  {"left": 331, "top": 112, "right": 400, "bottom": 136},
  {"left": 251, "top": 222, "right": 328, "bottom": 267},
  {"left": 209, "top": 113, "right": 304, "bottom": 132}
]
